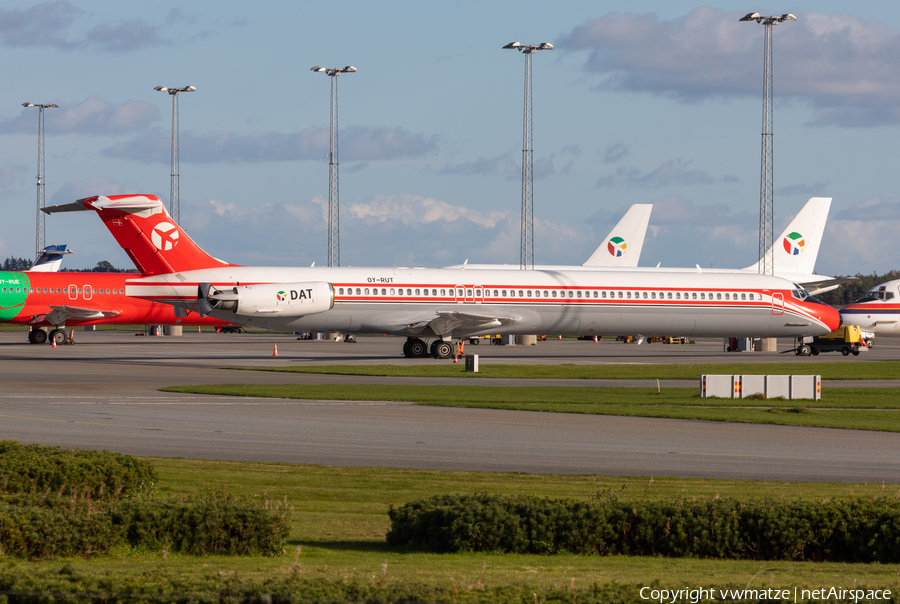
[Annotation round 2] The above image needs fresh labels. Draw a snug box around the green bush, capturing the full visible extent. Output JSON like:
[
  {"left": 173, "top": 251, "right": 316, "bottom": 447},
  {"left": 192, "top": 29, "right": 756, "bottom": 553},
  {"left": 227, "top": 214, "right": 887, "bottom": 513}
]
[
  {"left": 112, "top": 488, "right": 292, "bottom": 556},
  {"left": 387, "top": 493, "right": 900, "bottom": 562},
  {"left": 0, "top": 500, "right": 120, "bottom": 559},
  {"left": 0, "top": 441, "right": 155, "bottom": 501}
]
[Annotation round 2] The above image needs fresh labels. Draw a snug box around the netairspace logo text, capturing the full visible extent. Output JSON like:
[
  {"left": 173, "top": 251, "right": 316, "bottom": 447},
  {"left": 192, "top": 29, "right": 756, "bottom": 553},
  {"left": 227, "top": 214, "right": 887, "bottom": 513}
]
[{"left": 639, "top": 586, "right": 892, "bottom": 603}]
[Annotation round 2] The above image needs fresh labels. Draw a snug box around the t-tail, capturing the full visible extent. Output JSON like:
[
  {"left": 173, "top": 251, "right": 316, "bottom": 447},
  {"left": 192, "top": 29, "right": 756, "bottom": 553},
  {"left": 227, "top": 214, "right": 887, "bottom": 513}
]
[
  {"left": 744, "top": 197, "right": 831, "bottom": 275},
  {"left": 29, "top": 244, "right": 74, "bottom": 272},
  {"left": 43, "top": 195, "right": 236, "bottom": 275},
  {"left": 582, "top": 204, "right": 652, "bottom": 268}
]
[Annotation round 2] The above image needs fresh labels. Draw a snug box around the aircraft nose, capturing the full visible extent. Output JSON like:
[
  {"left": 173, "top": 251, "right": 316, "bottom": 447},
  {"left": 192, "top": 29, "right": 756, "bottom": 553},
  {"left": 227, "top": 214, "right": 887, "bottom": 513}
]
[{"left": 821, "top": 304, "right": 841, "bottom": 333}]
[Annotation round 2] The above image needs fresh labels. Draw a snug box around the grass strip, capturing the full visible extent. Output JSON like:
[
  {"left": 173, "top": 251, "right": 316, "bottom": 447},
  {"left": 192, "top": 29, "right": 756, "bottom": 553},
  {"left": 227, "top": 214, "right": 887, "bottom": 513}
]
[
  {"left": 7, "top": 458, "right": 900, "bottom": 598},
  {"left": 163, "top": 383, "right": 900, "bottom": 432},
  {"left": 223, "top": 361, "right": 900, "bottom": 381}
]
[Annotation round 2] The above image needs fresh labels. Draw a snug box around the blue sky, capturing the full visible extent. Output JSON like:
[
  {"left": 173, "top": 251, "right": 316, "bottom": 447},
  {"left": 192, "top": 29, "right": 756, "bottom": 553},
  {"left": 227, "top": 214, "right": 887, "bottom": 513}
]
[{"left": 0, "top": 1, "right": 898, "bottom": 276}]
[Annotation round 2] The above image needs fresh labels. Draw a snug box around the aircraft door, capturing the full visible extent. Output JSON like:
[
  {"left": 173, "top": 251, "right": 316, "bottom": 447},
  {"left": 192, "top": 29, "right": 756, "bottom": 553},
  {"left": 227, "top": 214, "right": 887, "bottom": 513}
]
[
  {"left": 68, "top": 284, "right": 77, "bottom": 301},
  {"left": 771, "top": 292, "right": 784, "bottom": 315},
  {"left": 84, "top": 285, "right": 92, "bottom": 301},
  {"left": 473, "top": 285, "right": 484, "bottom": 304},
  {"left": 454, "top": 285, "right": 464, "bottom": 304}
]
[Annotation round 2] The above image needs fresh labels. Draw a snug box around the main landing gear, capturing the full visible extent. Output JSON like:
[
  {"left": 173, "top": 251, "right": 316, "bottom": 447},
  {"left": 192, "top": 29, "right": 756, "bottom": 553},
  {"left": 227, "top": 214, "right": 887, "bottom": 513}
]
[
  {"left": 403, "top": 337, "right": 454, "bottom": 359},
  {"left": 28, "top": 328, "right": 70, "bottom": 345}
]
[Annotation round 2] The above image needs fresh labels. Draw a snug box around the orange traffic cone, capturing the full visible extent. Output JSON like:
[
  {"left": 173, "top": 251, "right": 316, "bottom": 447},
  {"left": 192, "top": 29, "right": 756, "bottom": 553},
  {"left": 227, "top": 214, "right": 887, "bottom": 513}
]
[
  {"left": 558, "top": 335, "right": 562, "bottom": 340},
  {"left": 593, "top": 335, "right": 598, "bottom": 343},
  {"left": 198, "top": 326, "right": 201, "bottom": 333},
  {"left": 453, "top": 354, "right": 458, "bottom": 363},
  {"left": 51, "top": 338, "right": 57, "bottom": 348},
  {"left": 273, "top": 344, "right": 279, "bottom": 357},
  {"left": 70, "top": 330, "right": 75, "bottom": 343}
]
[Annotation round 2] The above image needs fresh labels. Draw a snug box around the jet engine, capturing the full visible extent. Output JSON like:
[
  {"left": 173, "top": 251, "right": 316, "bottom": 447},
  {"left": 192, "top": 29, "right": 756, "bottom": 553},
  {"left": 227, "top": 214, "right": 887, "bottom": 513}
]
[{"left": 198, "top": 282, "right": 334, "bottom": 317}]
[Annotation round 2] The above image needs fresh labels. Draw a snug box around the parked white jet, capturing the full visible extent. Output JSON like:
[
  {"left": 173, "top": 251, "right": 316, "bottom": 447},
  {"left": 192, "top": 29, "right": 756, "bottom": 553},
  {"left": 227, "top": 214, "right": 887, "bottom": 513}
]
[
  {"left": 451, "top": 197, "right": 844, "bottom": 296},
  {"left": 839, "top": 280, "right": 900, "bottom": 336},
  {"left": 45, "top": 195, "right": 840, "bottom": 358}
]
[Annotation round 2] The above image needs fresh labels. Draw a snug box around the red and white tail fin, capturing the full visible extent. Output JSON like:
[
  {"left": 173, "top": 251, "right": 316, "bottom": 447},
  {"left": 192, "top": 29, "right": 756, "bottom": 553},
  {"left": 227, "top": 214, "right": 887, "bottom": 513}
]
[{"left": 43, "top": 194, "right": 236, "bottom": 275}]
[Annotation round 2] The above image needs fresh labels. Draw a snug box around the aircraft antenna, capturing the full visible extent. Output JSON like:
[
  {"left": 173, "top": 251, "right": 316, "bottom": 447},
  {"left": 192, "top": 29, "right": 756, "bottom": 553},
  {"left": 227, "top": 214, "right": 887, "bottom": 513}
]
[
  {"left": 740, "top": 12, "right": 796, "bottom": 275},
  {"left": 154, "top": 86, "right": 196, "bottom": 223},
  {"left": 23, "top": 102, "right": 58, "bottom": 256},
  {"left": 504, "top": 41, "right": 553, "bottom": 270},
  {"left": 311, "top": 65, "right": 356, "bottom": 267}
]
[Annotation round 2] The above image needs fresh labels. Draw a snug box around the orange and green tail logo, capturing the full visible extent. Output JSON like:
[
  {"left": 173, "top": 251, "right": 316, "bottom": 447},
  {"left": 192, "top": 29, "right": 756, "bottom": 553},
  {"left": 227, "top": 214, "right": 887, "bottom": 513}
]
[
  {"left": 0, "top": 272, "right": 30, "bottom": 321},
  {"left": 783, "top": 232, "right": 805, "bottom": 256},
  {"left": 607, "top": 236, "right": 627, "bottom": 257}
]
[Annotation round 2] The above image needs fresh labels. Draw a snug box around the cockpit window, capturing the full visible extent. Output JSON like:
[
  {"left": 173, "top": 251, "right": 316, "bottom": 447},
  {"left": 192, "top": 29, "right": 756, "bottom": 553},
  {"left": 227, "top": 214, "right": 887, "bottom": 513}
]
[{"left": 790, "top": 288, "right": 809, "bottom": 301}]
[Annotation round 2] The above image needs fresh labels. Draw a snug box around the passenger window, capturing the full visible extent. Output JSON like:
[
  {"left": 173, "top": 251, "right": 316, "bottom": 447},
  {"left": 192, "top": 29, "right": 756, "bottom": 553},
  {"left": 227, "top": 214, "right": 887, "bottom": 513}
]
[
  {"left": 675, "top": 292, "right": 681, "bottom": 300},
  {"left": 355, "top": 288, "right": 361, "bottom": 295},
  {"left": 627, "top": 292, "right": 632, "bottom": 299},
  {"left": 457, "top": 289, "right": 463, "bottom": 296},
  {"left": 741, "top": 293, "right": 746, "bottom": 300},
  {"left": 551, "top": 291, "right": 557, "bottom": 298},
  {"left": 440, "top": 289, "right": 445, "bottom": 296},
  {"left": 724, "top": 293, "right": 730, "bottom": 300},
  {"left": 406, "top": 289, "right": 412, "bottom": 296},
  {"left": 700, "top": 293, "right": 705, "bottom": 300},
  {"left": 750, "top": 293, "right": 755, "bottom": 300},
  {"left": 651, "top": 292, "right": 656, "bottom": 299},
  {"left": 601, "top": 291, "right": 607, "bottom": 299},
  {"left": 432, "top": 289, "right": 437, "bottom": 296},
  {"left": 415, "top": 289, "right": 421, "bottom": 296},
  {"left": 475, "top": 289, "right": 482, "bottom": 297},
  {"left": 577, "top": 291, "right": 582, "bottom": 298},
  {"left": 618, "top": 291, "right": 623, "bottom": 299},
  {"left": 338, "top": 288, "right": 344, "bottom": 295},
  {"left": 365, "top": 288, "right": 370, "bottom": 295},
  {"left": 716, "top": 293, "right": 722, "bottom": 300}
]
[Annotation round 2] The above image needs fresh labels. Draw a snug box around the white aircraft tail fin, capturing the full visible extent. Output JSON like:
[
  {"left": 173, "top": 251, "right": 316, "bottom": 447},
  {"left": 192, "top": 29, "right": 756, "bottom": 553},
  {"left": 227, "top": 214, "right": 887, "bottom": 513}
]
[
  {"left": 29, "top": 244, "right": 73, "bottom": 272},
  {"left": 744, "top": 197, "right": 831, "bottom": 275},
  {"left": 583, "top": 204, "right": 652, "bottom": 267}
]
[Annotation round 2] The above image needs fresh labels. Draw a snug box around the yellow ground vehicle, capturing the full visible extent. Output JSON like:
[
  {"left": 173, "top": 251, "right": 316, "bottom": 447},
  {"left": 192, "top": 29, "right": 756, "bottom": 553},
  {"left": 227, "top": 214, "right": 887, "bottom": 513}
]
[{"left": 796, "top": 325, "right": 868, "bottom": 356}]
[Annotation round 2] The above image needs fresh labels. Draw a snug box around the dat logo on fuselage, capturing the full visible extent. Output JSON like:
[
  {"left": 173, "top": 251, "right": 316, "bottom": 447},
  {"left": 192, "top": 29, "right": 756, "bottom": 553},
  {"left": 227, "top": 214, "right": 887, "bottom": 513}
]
[
  {"left": 279, "top": 289, "right": 314, "bottom": 302},
  {"left": 151, "top": 222, "right": 180, "bottom": 251}
]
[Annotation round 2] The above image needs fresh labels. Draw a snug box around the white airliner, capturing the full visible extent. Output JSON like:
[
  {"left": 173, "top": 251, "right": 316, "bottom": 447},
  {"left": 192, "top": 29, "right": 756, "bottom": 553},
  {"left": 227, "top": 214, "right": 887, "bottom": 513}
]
[
  {"left": 839, "top": 280, "right": 900, "bottom": 336},
  {"left": 453, "top": 198, "right": 845, "bottom": 296},
  {"left": 44, "top": 195, "right": 839, "bottom": 358}
]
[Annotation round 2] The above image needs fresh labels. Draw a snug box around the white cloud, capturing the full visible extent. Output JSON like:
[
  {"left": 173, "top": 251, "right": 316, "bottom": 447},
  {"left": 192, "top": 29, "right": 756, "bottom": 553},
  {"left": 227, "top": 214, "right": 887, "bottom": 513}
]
[
  {"left": 346, "top": 194, "right": 508, "bottom": 229},
  {"left": 559, "top": 8, "right": 900, "bottom": 127},
  {"left": 0, "top": 1, "right": 209, "bottom": 52},
  {"left": 0, "top": 97, "right": 158, "bottom": 135},
  {"left": 103, "top": 126, "right": 438, "bottom": 164},
  {"left": 596, "top": 159, "right": 738, "bottom": 189}
]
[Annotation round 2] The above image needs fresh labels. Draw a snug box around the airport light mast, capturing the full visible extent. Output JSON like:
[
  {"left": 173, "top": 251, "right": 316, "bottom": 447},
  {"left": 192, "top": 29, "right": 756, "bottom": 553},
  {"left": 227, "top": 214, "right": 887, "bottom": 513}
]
[
  {"left": 154, "top": 86, "right": 195, "bottom": 223},
  {"left": 311, "top": 65, "right": 356, "bottom": 268},
  {"left": 23, "top": 103, "right": 58, "bottom": 256},
  {"left": 740, "top": 12, "right": 795, "bottom": 276},
  {"left": 504, "top": 41, "right": 552, "bottom": 270}
]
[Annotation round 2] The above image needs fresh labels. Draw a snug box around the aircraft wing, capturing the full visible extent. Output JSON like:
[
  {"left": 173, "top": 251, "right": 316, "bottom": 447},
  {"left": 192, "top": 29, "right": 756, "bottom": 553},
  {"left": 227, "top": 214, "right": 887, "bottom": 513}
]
[
  {"left": 404, "top": 310, "right": 519, "bottom": 336},
  {"left": 30, "top": 305, "right": 121, "bottom": 325},
  {"left": 801, "top": 276, "right": 856, "bottom": 296}
]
